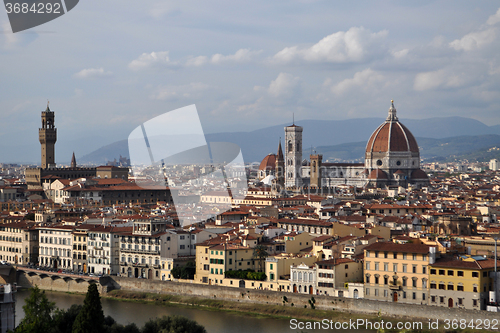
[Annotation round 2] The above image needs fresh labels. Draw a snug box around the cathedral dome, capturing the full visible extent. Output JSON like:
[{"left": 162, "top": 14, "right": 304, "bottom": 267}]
[
  {"left": 259, "top": 154, "right": 276, "bottom": 171},
  {"left": 365, "top": 102, "right": 419, "bottom": 154}
]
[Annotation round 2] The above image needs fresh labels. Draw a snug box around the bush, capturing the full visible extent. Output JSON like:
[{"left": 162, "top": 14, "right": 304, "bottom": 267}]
[{"left": 224, "top": 270, "right": 266, "bottom": 281}]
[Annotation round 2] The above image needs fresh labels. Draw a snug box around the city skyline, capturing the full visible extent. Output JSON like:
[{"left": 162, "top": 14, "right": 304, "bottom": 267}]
[{"left": 1, "top": 1, "right": 500, "bottom": 163}]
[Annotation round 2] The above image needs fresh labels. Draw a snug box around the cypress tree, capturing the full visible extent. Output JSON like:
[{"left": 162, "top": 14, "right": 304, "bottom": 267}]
[{"left": 71, "top": 283, "right": 104, "bottom": 333}]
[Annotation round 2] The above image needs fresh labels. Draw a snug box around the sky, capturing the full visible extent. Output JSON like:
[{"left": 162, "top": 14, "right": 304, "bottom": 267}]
[{"left": 1, "top": 0, "right": 500, "bottom": 163}]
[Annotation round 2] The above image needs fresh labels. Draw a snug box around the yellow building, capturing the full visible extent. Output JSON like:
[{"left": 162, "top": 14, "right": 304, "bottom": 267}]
[
  {"left": 429, "top": 255, "right": 498, "bottom": 310},
  {"left": 194, "top": 242, "right": 256, "bottom": 285},
  {"left": 266, "top": 254, "right": 317, "bottom": 292},
  {"left": 364, "top": 242, "right": 434, "bottom": 305}
]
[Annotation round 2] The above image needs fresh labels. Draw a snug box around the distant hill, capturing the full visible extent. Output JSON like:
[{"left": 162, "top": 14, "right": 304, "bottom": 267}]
[{"left": 79, "top": 116, "right": 500, "bottom": 164}]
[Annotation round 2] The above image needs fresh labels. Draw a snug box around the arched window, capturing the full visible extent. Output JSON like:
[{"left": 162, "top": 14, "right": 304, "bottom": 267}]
[{"left": 288, "top": 141, "right": 292, "bottom": 152}]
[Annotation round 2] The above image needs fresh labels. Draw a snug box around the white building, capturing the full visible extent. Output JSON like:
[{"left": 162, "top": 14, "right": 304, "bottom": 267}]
[
  {"left": 87, "top": 226, "right": 121, "bottom": 275},
  {"left": 38, "top": 225, "right": 74, "bottom": 270},
  {"left": 290, "top": 263, "right": 316, "bottom": 295},
  {"left": 490, "top": 159, "right": 500, "bottom": 171}
]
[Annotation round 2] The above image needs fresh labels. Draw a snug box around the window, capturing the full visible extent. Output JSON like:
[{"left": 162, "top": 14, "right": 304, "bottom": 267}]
[
  {"left": 374, "top": 251, "right": 379, "bottom": 258},
  {"left": 472, "top": 272, "right": 479, "bottom": 278},
  {"left": 457, "top": 271, "right": 464, "bottom": 277},
  {"left": 473, "top": 285, "right": 478, "bottom": 292},
  {"left": 384, "top": 252, "right": 388, "bottom": 259},
  {"left": 412, "top": 292, "right": 416, "bottom": 300},
  {"left": 375, "top": 276, "right": 379, "bottom": 284},
  {"left": 438, "top": 270, "right": 445, "bottom": 275},
  {"left": 366, "top": 276, "right": 370, "bottom": 283},
  {"left": 440, "top": 296, "right": 444, "bottom": 304},
  {"left": 384, "top": 277, "right": 388, "bottom": 285},
  {"left": 458, "top": 298, "right": 463, "bottom": 305},
  {"left": 457, "top": 285, "right": 464, "bottom": 291},
  {"left": 374, "top": 289, "right": 379, "bottom": 296},
  {"left": 384, "top": 263, "right": 388, "bottom": 272},
  {"left": 402, "top": 264, "right": 407, "bottom": 273},
  {"left": 422, "top": 266, "right": 426, "bottom": 274},
  {"left": 403, "top": 291, "right": 406, "bottom": 299},
  {"left": 447, "top": 270, "right": 454, "bottom": 276},
  {"left": 365, "top": 288, "right": 370, "bottom": 296},
  {"left": 422, "top": 279, "right": 427, "bottom": 289},
  {"left": 431, "top": 296, "right": 436, "bottom": 303},
  {"left": 180, "top": 245, "right": 185, "bottom": 249},
  {"left": 430, "top": 282, "right": 436, "bottom": 289},
  {"left": 473, "top": 299, "right": 478, "bottom": 307},
  {"left": 402, "top": 278, "right": 407, "bottom": 287},
  {"left": 447, "top": 284, "right": 454, "bottom": 291},
  {"left": 366, "top": 251, "right": 370, "bottom": 257},
  {"left": 412, "top": 265, "right": 417, "bottom": 273},
  {"left": 393, "top": 253, "right": 397, "bottom": 259},
  {"left": 403, "top": 253, "right": 407, "bottom": 260},
  {"left": 430, "top": 269, "right": 436, "bottom": 275},
  {"left": 375, "top": 262, "right": 379, "bottom": 271},
  {"left": 383, "top": 290, "right": 388, "bottom": 297},
  {"left": 393, "top": 264, "right": 397, "bottom": 272},
  {"left": 422, "top": 293, "right": 426, "bottom": 300},
  {"left": 366, "top": 262, "right": 370, "bottom": 270},
  {"left": 412, "top": 279, "right": 417, "bottom": 288},
  {"left": 483, "top": 271, "right": 488, "bottom": 277},
  {"left": 412, "top": 254, "right": 417, "bottom": 260},
  {"left": 439, "top": 283, "right": 445, "bottom": 290}
]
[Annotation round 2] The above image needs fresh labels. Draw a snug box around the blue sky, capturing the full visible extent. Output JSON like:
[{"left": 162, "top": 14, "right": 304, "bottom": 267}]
[{"left": 1, "top": 0, "right": 500, "bottom": 163}]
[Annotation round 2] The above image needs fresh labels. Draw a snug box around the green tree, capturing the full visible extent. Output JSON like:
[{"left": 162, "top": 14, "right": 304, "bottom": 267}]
[
  {"left": 52, "top": 304, "right": 82, "bottom": 333},
  {"left": 72, "top": 284, "right": 105, "bottom": 333},
  {"left": 141, "top": 315, "right": 206, "bottom": 333},
  {"left": 16, "top": 286, "right": 57, "bottom": 333},
  {"left": 252, "top": 244, "right": 268, "bottom": 272}
]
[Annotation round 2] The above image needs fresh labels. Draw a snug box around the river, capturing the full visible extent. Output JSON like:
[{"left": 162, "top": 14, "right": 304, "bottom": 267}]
[{"left": 15, "top": 289, "right": 372, "bottom": 332}]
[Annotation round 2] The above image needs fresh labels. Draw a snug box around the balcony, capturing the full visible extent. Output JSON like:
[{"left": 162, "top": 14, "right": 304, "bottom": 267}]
[{"left": 120, "top": 248, "right": 160, "bottom": 255}]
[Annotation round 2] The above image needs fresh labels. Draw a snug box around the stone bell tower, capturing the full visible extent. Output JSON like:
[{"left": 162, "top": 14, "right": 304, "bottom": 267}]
[{"left": 39, "top": 103, "right": 57, "bottom": 169}]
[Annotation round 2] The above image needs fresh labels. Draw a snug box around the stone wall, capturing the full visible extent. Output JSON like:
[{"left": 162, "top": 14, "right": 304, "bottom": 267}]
[
  {"left": 17, "top": 272, "right": 106, "bottom": 294},
  {"left": 18, "top": 272, "right": 500, "bottom": 323},
  {"left": 103, "top": 276, "right": 500, "bottom": 322}
]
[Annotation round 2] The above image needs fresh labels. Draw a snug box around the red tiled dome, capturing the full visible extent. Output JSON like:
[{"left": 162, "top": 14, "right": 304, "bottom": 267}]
[
  {"left": 366, "top": 102, "right": 419, "bottom": 154},
  {"left": 259, "top": 154, "right": 276, "bottom": 171},
  {"left": 411, "top": 169, "right": 428, "bottom": 179}
]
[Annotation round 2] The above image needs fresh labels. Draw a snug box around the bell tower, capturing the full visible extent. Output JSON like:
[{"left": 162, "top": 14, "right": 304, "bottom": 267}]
[
  {"left": 285, "top": 123, "right": 303, "bottom": 188},
  {"left": 39, "top": 103, "right": 57, "bottom": 169}
]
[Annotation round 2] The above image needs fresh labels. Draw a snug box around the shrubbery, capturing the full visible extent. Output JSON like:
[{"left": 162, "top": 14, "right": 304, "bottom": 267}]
[{"left": 224, "top": 269, "right": 266, "bottom": 281}]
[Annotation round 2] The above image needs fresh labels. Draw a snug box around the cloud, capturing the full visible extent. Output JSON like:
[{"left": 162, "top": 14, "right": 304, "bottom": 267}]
[
  {"left": 128, "top": 51, "right": 176, "bottom": 71},
  {"left": 150, "top": 82, "right": 211, "bottom": 100},
  {"left": 272, "top": 27, "right": 388, "bottom": 64},
  {"left": 1, "top": 20, "right": 38, "bottom": 49},
  {"left": 449, "top": 27, "right": 497, "bottom": 51},
  {"left": 210, "top": 49, "right": 262, "bottom": 64},
  {"left": 185, "top": 56, "right": 208, "bottom": 67},
  {"left": 331, "top": 68, "right": 384, "bottom": 95},
  {"left": 413, "top": 69, "right": 468, "bottom": 91},
  {"left": 487, "top": 8, "right": 500, "bottom": 26},
  {"left": 268, "top": 73, "right": 300, "bottom": 98},
  {"left": 73, "top": 68, "right": 112, "bottom": 79}
]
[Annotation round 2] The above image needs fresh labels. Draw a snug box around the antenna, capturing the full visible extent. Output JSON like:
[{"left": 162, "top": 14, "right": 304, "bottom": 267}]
[{"left": 293, "top": 113, "right": 295, "bottom": 125}]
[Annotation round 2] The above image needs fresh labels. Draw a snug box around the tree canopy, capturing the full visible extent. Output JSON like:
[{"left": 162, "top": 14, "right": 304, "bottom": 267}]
[
  {"left": 16, "top": 286, "right": 57, "bottom": 333},
  {"left": 71, "top": 284, "right": 105, "bottom": 333},
  {"left": 16, "top": 285, "right": 206, "bottom": 333}
]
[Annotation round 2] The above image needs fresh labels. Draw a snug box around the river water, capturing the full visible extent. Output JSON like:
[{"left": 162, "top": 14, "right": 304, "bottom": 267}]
[{"left": 15, "top": 290, "right": 372, "bottom": 332}]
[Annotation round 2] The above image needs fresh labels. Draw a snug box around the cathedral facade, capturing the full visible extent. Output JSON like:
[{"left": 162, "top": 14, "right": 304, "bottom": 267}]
[{"left": 258, "top": 101, "right": 429, "bottom": 191}]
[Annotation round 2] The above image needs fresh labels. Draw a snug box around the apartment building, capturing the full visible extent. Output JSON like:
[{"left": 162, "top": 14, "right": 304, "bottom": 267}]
[
  {"left": 429, "top": 255, "right": 498, "bottom": 310},
  {"left": 38, "top": 225, "right": 74, "bottom": 270},
  {"left": 364, "top": 242, "right": 433, "bottom": 305},
  {"left": 87, "top": 226, "right": 121, "bottom": 275},
  {"left": 0, "top": 222, "right": 38, "bottom": 265},
  {"left": 119, "top": 218, "right": 168, "bottom": 279}
]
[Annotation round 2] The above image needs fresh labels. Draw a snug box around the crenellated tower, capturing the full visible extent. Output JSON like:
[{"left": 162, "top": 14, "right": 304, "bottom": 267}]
[{"left": 39, "top": 104, "right": 57, "bottom": 169}]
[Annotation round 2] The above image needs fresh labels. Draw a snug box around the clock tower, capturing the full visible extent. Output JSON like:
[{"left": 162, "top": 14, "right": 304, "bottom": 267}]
[{"left": 39, "top": 103, "right": 57, "bottom": 169}]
